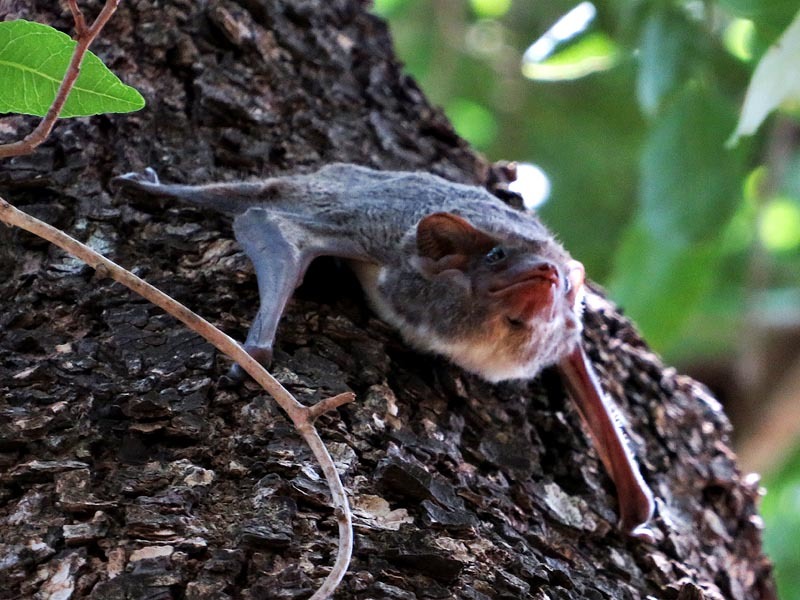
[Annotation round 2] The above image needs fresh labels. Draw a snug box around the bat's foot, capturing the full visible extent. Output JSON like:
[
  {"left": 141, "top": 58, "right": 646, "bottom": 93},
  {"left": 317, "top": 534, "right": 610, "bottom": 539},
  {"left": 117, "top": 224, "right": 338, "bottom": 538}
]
[
  {"left": 227, "top": 344, "right": 274, "bottom": 380},
  {"left": 110, "top": 167, "right": 160, "bottom": 193}
]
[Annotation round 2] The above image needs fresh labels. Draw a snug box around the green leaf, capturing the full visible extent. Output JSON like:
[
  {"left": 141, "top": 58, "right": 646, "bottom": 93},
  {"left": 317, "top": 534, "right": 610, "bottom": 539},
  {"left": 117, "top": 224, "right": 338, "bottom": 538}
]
[
  {"left": 522, "top": 31, "right": 619, "bottom": 81},
  {"left": 640, "top": 85, "right": 747, "bottom": 243},
  {"left": 759, "top": 197, "right": 800, "bottom": 253},
  {"left": 468, "top": 0, "right": 511, "bottom": 19},
  {"left": 729, "top": 8, "right": 800, "bottom": 145},
  {"left": 610, "top": 86, "right": 750, "bottom": 351},
  {"left": 723, "top": 18, "right": 757, "bottom": 62},
  {"left": 0, "top": 19, "right": 145, "bottom": 118},
  {"left": 608, "top": 224, "right": 720, "bottom": 351},
  {"left": 717, "top": 0, "right": 796, "bottom": 33},
  {"left": 636, "top": 10, "right": 693, "bottom": 115}
]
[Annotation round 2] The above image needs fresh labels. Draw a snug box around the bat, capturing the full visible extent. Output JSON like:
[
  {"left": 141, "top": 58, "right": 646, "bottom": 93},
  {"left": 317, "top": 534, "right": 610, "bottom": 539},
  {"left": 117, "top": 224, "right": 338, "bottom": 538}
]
[{"left": 113, "top": 163, "right": 655, "bottom": 539}]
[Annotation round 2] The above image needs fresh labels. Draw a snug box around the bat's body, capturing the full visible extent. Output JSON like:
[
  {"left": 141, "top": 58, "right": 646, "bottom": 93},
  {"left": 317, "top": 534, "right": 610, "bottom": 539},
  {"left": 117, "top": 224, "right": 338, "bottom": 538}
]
[{"left": 113, "top": 163, "right": 655, "bottom": 540}]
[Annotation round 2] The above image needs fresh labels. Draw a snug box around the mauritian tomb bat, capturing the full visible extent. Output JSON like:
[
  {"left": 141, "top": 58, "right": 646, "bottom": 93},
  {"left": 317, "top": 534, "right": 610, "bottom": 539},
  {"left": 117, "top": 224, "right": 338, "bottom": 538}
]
[{"left": 113, "top": 163, "right": 655, "bottom": 540}]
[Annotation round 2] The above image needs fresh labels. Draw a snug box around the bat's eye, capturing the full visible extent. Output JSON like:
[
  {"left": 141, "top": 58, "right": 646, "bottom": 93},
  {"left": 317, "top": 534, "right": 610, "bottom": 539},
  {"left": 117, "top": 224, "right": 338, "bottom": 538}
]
[{"left": 485, "top": 246, "right": 507, "bottom": 265}]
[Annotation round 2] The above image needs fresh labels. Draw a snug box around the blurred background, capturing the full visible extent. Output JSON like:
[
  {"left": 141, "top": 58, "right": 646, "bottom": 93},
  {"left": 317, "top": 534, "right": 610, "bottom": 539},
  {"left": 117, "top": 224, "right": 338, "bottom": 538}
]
[{"left": 372, "top": 0, "right": 800, "bottom": 596}]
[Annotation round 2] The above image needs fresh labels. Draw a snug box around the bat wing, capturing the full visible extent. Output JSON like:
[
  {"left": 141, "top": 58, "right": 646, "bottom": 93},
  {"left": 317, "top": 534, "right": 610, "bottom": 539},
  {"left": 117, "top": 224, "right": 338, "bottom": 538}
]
[{"left": 557, "top": 346, "right": 655, "bottom": 540}]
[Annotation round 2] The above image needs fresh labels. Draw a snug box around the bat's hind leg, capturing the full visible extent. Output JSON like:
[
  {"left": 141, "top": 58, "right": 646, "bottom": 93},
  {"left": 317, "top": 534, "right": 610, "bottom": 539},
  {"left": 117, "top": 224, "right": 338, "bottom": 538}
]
[{"left": 229, "top": 208, "right": 312, "bottom": 376}]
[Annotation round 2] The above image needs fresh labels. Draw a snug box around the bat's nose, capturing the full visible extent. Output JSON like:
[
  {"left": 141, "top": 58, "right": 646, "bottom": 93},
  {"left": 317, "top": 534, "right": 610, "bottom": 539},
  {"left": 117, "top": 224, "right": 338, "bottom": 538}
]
[
  {"left": 486, "top": 259, "right": 560, "bottom": 296},
  {"left": 532, "top": 261, "right": 559, "bottom": 285}
]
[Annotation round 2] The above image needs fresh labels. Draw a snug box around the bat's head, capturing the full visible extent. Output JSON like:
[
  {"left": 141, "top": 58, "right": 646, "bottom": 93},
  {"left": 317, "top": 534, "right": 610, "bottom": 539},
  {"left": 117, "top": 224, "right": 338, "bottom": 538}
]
[{"left": 374, "top": 212, "right": 585, "bottom": 382}]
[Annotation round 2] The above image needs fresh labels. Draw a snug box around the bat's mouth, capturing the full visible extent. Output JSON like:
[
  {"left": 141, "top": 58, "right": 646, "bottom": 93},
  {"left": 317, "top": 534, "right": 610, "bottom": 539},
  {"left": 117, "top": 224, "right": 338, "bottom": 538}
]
[
  {"left": 494, "top": 275, "right": 561, "bottom": 327},
  {"left": 483, "top": 261, "right": 572, "bottom": 326},
  {"left": 488, "top": 272, "right": 559, "bottom": 296}
]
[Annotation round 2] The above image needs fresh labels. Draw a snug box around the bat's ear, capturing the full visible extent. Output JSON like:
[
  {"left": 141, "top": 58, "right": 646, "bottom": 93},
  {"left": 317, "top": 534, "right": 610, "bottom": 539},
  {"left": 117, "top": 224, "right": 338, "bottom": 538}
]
[
  {"left": 416, "top": 213, "right": 495, "bottom": 263},
  {"left": 566, "top": 259, "right": 585, "bottom": 308}
]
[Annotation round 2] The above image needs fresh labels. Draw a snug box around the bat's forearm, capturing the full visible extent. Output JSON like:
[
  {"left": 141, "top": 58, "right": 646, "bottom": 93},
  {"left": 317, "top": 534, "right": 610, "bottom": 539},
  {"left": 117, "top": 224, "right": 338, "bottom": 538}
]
[{"left": 558, "top": 346, "right": 655, "bottom": 540}]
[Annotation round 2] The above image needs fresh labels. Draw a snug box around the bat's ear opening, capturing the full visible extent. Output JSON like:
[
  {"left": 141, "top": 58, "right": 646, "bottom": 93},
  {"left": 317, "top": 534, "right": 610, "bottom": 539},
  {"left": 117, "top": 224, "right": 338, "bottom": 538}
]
[{"left": 416, "top": 213, "right": 495, "bottom": 267}]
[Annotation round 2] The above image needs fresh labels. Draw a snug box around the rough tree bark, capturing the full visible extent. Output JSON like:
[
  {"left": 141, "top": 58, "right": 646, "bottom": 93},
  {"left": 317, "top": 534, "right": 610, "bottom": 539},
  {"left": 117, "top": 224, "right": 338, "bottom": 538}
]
[{"left": 0, "top": 1, "right": 776, "bottom": 599}]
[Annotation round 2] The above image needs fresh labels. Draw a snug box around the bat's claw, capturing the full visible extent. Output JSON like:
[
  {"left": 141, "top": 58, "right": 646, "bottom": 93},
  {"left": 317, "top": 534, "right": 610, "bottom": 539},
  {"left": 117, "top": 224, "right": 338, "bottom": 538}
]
[
  {"left": 110, "top": 167, "right": 160, "bottom": 193},
  {"left": 227, "top": 344, "right": 274, "bottom": 380}
]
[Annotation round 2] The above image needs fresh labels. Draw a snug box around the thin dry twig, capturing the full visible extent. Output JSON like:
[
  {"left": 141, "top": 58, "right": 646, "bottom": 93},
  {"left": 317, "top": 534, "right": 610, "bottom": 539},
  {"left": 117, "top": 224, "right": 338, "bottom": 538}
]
[
  {"left": 0, "top": 196, "right": 354, "bottom": 599},
  {"left": 67, "top": 0, "right": 88, "bottom": 36},
  {"left": 307, "top": 391, "right": 357, "bottom": 421},
  {"left": 0, "top": 0, "right": 119, "bottom": 159}
]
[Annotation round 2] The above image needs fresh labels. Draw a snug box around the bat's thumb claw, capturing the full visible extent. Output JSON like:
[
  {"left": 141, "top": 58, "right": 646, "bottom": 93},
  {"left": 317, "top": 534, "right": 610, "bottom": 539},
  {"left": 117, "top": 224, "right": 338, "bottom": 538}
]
[{"left": 627, "top": 524, "right": 656, "bottom": 544}]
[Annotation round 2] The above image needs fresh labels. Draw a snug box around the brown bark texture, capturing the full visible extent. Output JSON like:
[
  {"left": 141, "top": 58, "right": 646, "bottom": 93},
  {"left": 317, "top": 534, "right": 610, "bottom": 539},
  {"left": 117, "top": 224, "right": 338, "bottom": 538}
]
[{"left": 0, "top": 1, "right": 776, "bottom": 599}]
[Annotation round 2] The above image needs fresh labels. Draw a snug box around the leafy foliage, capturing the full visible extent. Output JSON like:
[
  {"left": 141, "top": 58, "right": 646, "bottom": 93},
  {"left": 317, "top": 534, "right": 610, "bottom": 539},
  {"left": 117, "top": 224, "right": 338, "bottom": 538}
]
[
  {"left": 730, "top": 10, "right": 800, "bottom": 144},
  {"left": 0, "top": 20, "right": 144, "bottom": 118}
]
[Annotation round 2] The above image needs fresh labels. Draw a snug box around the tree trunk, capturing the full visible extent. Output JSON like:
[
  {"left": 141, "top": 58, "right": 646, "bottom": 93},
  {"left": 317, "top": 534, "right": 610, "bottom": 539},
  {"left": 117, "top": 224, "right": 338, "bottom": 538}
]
[{"left": 0, "top": 1, "right": 776, "bottom": 599}]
